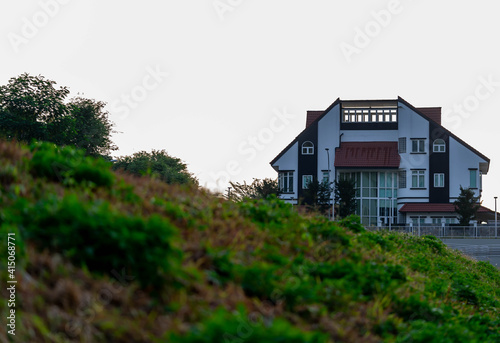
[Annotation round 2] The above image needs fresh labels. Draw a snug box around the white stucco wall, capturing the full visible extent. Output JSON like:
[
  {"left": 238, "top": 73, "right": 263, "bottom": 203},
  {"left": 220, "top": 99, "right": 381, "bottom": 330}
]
[
  {"left": 397, "top": 102, "right": 430, "bottom": 202},
  {"left": 449, "top": 137, "right": 487, "bottom": 200},
  {"left": 317, "top": 103, "right": 340, "bottom": 182},
  {"left": 272, "top": 141, "right": 298, "bottom": 201}
]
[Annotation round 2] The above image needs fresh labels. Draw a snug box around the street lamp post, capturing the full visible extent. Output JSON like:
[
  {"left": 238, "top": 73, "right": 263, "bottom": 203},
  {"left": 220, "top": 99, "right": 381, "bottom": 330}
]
[
  {"left": 325, "top": 148, "right": 331, "bottom": 219},
  {"left": 495, "top": 196, "right": 498, "bottom": 238},
  {"left": 388, "top": 196, "right": 392, "bottom": 231}
]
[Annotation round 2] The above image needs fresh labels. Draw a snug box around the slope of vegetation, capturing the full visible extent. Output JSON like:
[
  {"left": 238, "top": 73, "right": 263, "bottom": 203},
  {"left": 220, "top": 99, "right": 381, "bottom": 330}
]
[{"left": 0, "top": 140, "right": 499, "bottom": 342}]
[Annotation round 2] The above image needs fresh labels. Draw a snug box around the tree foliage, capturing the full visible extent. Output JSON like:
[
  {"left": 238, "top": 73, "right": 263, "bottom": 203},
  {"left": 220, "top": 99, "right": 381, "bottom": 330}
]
[
  {"left": 334, "top": 178, "right": 357, "bottom": 218},
  {"left": 112, "top": 149, "right": 198, "bottom": 186},
  {"left": 66, "top": 97, "right": 117, "bottom": 157},
  {"left": 0, "top": 73, "right": 116, "bottom": 157},
  {"left": 303, "top": 179, "right": 332, "bottom": 214},
  {"left": 454, "top": 186, "right": 481, "bottom": 225},
  {"left": 228, "top": 178, "right": 280, "bottom": 201}
]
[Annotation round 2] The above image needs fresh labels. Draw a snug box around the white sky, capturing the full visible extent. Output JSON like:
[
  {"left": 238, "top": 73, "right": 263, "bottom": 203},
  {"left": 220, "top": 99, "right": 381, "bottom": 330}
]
[{"left": 2, "top": 0, "right": 500, "bottom": 209}]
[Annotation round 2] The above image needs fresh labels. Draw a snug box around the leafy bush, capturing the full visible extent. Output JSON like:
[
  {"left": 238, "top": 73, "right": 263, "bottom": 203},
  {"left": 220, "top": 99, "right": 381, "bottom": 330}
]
[
  {"left": 29, "top": 142, "right": 114, "bottom": 188},
  {"left": 19, "top": 194, "right": 181, "bottom": 289},
  {"left": 238, "top": 195, "right": 296, "bottom": 225},
  {"left": 112, "top": 149, "right": 198, "bottom": 186},
  {"left": 168, "top": 307, "right": 328, "bottom": 343},
  {"left": 237, "top": 262, "right": 279, "bottom": 300}
]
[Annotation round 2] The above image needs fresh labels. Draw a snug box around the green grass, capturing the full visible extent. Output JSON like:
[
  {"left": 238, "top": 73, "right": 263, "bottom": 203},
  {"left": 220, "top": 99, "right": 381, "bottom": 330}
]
[{"left": 0, "top": 140, "right": 499, "bottom": 342}]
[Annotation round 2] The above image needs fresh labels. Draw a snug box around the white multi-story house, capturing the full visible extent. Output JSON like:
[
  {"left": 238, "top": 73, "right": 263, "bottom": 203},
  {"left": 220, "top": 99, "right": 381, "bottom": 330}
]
[{"left": 270, "top": 97, "right": 491, "bottom": 226}]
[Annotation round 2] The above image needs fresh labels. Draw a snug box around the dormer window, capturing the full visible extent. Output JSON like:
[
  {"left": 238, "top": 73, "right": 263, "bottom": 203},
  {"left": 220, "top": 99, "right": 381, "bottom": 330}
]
[
  {"left": 433, "top": 139, "right": 445, "bottom": 152},
  {"left": 342, "top": 107, "right": 397, "bottom": 123},
  {"left": 302, "top": 141, "right": 314, "bottom": 155}
]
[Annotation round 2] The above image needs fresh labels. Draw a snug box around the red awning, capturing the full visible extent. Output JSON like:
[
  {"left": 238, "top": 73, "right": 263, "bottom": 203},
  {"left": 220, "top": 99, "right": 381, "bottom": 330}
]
[
  {"left": 334, "top": 142, "right": 400, "bottom": 168},
  {"left": 399, "top": 203, "right": 491, "bottom": 213}
]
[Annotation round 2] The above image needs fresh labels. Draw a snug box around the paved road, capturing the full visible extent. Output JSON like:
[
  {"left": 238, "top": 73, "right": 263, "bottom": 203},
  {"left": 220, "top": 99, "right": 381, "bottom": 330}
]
[{"left": 440, "top": 239, "right": 500, "bottom": 269}]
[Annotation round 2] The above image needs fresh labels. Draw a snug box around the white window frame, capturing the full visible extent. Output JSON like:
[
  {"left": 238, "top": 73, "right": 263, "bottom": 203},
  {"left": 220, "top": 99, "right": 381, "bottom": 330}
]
[
  {"left": 302, "top": 141, "right": 314, "bottom": 155},
  {"left": 434, "top": 173, "right": 444, "bottom": 188},
  {"left": 398, "top": 137, "right": 406, "bottom": 153},
  {"left": 279, "top": 171, "right": 294, "bottom": 193},
  {"left": 322, "top": 171, "right": 330, "bottom": 184},
  {"left": 432, "top": 139, "right": 446, "bottom": 152},
  {"left": 410, "top": 216, "right": 426, "bottom": 225},
  {"left": 398, "top": 170, "right": 407, "bottom": 189},
  {"left": 470, "top": 169, "right": 478, "bottom": 188},
  {"left": 431, "top": 217, "right": 443, "bottom": 225},
  {"left": 411, "top": 170, "right": 425, "bottom": 188},
  {"left": 411, "top": 139, "right": 426, "bottom": 153},
  {"left": 302, "top": 175, "right": 313, "bottom": 189}
]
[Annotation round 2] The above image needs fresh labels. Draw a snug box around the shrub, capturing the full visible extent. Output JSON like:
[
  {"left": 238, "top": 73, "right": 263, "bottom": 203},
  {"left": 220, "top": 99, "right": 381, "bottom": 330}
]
[
  {"left": 19, "top": 194, "right": 181, "bottom": 289},
  {"left": 168, "top": 307, "right": 328, "bottom": 343},
  {"left": 29, "top": 142, "right": 114, "bottom": 188},
  {"left": 237, "top": 262, "right": 279, "bottom": 300},
  {"left": 238, "top": 196, "right": 296, "bottom": 225}
]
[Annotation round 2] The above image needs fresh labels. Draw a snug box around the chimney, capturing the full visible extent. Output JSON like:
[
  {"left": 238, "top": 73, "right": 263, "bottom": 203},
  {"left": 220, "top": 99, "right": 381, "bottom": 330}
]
[
  {"left": 306, "top": 110, "right": 323, "bottom": 128},
  {"left": 417, "top": 107, "right": 441, "bottom": 125}
]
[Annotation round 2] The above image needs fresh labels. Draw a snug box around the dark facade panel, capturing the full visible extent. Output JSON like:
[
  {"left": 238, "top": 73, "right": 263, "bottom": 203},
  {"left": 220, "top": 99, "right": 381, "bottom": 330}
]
[
  {"left": 297, "top": 121, "right": 318, "bottom": 202},
  {"left": 340, "top": 122, "right": 398, "bottom": 130},
  {"left": 429, "top": 122, "right": 450, "bottom": 203}
]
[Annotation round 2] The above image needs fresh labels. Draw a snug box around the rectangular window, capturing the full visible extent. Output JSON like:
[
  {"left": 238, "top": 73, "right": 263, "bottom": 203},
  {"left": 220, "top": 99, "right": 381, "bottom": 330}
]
[
  {"left": 411, "top": 139, "right": 425, "bottom": 153},
  {"left": 444, "top": 217, "right": 456, "bottom": 224},
  {"left": 411, "top": 170, "right": 425, "bottom": 188},
  {"left": 342, "top": 108, "right": 397, "bottom": 123},
  {"left": 434, "top": 173, "right": 444, "bottom": 187},
  {"left": 322, "top": 171, "right": 330, "bottom": 184},
  {"left": 398, "top": 137, "right": 406, "bottom": 153},
  {"left": 398, "top": 170, "right": 406, "bottom": 188},
  {"left": 431, "top": 217, "right": 442, "bottom": 225},
  {"left": 279, "top": 171, "right": 294, "bottom": 193},
  {"left": 302, "top": 175, "right": 313, "bottom": 189},
  {"left": 410, "top": 216, "right": 426, "bottom": 225},
  {"left": 470, "top": 169, "right": 477, "bottom": 188}
]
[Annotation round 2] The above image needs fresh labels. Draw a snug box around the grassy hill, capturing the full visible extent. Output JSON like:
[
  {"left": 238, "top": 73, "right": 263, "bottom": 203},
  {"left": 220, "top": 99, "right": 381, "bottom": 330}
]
[{"left": 0, "top": 140, "right": 499, "bottom": 342}]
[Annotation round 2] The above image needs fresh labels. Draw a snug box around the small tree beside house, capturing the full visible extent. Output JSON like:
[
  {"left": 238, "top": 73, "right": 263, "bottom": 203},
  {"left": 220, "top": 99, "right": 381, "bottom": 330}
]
[
  {"left": 334, "top": 178, "right": 357, "bottom": 218},
  {"left": 454, "top": 186, "right": 481, "bottom": 225},
  {"left": 303, "top": 179, "right": 332, "bottom": 214}
]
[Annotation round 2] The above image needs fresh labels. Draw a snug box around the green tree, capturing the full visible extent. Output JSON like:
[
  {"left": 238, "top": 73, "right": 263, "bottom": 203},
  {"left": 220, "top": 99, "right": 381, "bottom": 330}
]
[
  {"left": 334, "top": 178, "right": 357, "bottom": 218},
  {"left": 454, "top": 186, "right": 481, "bottom": 225},
  {"left": 0, "top": 73, "right": 69, "bottom": 142},
  {"left": 228, "top": 178, "right": 280, "bottom": 201},
  {"left": 0, "top": 73, "right": 116, "bottom": 157},
  {"left": 303, "top": 179, "right": 332, "bottom": 214},
  {"left": 66, "top": 97, "right": 117, "bottom": 157},
  {"left": 112, "top": 150, "right": 198, "bottom": 186}
]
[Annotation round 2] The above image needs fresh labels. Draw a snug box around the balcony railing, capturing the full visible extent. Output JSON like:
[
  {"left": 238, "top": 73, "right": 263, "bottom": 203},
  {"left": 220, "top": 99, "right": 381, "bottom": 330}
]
[{"left": 364, "top": 225, "right": 500, "bottom": 239}]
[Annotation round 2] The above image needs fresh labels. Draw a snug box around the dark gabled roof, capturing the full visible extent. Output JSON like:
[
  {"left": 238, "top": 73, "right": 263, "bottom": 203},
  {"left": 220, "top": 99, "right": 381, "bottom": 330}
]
[
  {"left": 306, "top": 111, "right": 324, "bottom": 128},
  {"left": 334, "top": 142, "right": 400, "bottom": 168},
  {"left": 269, "top": 98, "right": 340, "bottom": 166},
  {"left": 417, "top": 107, "right": 441, "bottom": 125},
  {"left": 398, "top": 96, "right": 490, "bottom": 166}
]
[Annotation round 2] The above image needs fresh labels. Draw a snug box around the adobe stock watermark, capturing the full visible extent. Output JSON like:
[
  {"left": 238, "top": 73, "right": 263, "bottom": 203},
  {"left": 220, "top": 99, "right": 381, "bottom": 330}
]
[
  {"left": 207, "top": 108, "right": 295, "bottom": 190},
  {"left": 340, "top": 0, "right": 403, "bottom": 63},
  {"left": 213, "top": 0, "right": 243, "bottom": 21},
  {"left": 442, "top": 75, "right": 500, "bottom": 130},
  {"left": 109, "top": 65, "right": 169, "bottom": 121},
  {"left": 7, "top": 0, "right": 72, "bottom": 53}
]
